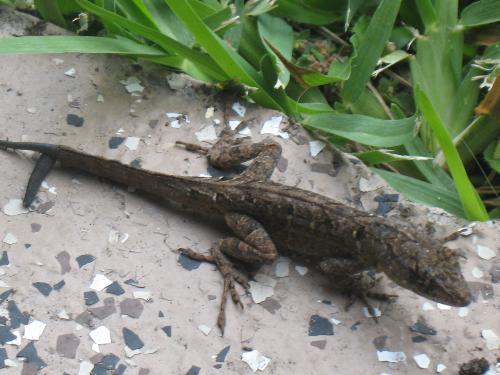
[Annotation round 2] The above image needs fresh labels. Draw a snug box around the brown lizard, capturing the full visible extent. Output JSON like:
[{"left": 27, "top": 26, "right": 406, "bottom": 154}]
[{"left": 0, "top": 126, "right": 471, "bottom": 333}]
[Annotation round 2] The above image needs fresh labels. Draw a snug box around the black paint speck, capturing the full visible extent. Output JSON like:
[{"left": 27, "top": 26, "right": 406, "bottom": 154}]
[
  {"left": 130, "top": 158, "right": 142, "bottom": 168},
  {"left": 32, "top": 282, "right": 52, "bottom": 296},
  {"left": 0, "top": 348, "right": 6, "bottom": 369},
  {"left": 0, "top": 326, "right": 17, "bottom": 344},
  {"left": 66, "top": 113, "right": 84, "bottom": 127},
  {"left": 321, "top": 299, "right": 332, "bottom": 305},
  {"left": 17, "top": 342, "right": 47, "bottom": 369},
  {"left": 308, "top": 315, "right": 334, "bottom": 336},
  {"left": 178, "top": 254, "right": 202, "bottom": 271},
  {"left": 215, "top": 345, "right": 230, "bottom": 363},
  {"left": 24, "top": 244, "right": 31, "bottom": 249},
  {"left": 124, "top": 279, "right": 143, "bottom": 287},
  {"left": 412, "top": 335, "right": 427, "bottom": 343},
  {"left": 186, "top": 366, "right": 201, "bottom": 375},
  {"left": 409, "top": 321, "right": 437, "bottom": 336},
  {"left": 108, "top": 137, "right": 125, "bottom": 149},
  {"left": 97, "top": 353, "right": 120, "bottom": 370},
  {"left": 76, "top": 254, "right": 95, "bottom": 268},
  {"left": 350, "top": 321, "right": 361, "bottom": 331},
  {"left": 53, "top": 280, "right": 66, "bottom": 291},
  {"left": 0, "top": 289, "right": 12, "bottom": 305},
  {"left": 374, "top": 194, "right": 399, "bottom": 216},
  {"left": 8, "top": 301, "right": 30, "bottom": 328},
  {"left": 123, "top": 327, "right": 144, "bottom": 350},
  {"left": 84, "top": 291, "right": 99, "bottom": 306},
  {"left": 0, "top": 251, "right": 9, "bottom": 266},
  {"left": 106, "top": 281, "right": 125, "bottom": 296},
  {"left": 161, "top": 326, "right": 171, "bottom": 337},
  {"left": 158, "top": 310, "right": 165, "bottom": 318},
  {"left": 115, "top": 364, "right": 127, "bottom": 375},
  {"left": 31, "top": 223, "right": 42, "bottom": 233}
]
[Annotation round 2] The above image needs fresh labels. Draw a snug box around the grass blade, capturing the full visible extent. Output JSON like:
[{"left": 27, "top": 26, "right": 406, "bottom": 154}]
[
  {"left": 302, "top": 113, "right": 416, "bottom": 147},
  {"left": 415, "top": 86, "right": 489, "bottom": 220},
  {"left": 373, "top": 168, "right": 465, "bottom": 218},
  {"left": 342, "top": 0, "right": 401, "bottom": 103}
]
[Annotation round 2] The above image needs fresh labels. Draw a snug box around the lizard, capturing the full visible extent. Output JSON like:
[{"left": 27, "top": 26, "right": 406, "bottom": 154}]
[{"left": 0, "top": 125, "right": 472, "bottom": 333}]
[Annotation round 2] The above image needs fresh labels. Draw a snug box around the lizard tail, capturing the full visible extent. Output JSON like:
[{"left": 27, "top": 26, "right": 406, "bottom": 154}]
[
  {"left": 0, "top": 140, "right": 59, "bottom": 158},
  {"left": 0, "top": 140, "right": 60, "bottom": 208}
]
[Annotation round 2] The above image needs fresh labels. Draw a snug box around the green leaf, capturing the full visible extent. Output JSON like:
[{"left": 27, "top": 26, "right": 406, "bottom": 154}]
[
  {"left": 484, "top": 139, "right": 500, "bottom": 173},
  {"left": 372, "top": 168, "right": 465, "bottom": 218},
  {"left": 414, "top": 86, "right": 489, "bottom": 220},
  {"left": 0, "top": 36, "right": 166, "bottom": 55},
  {"left": 164, "top": 0, "right": 291, "bottom": 113},
  {"left": 302, "top": 112, "right": 416, "bottom": 147},
  {"left": 355, "top": 149, "right": 431, "bottom": 165},
  {"left": 271, "top": 0, "right": 341, "bottom": 25},
  {"left": 257, "top": 14, "right": 293, "bottom": 89},
  {"left": 461, "top": 0, "right": 500, "bottom": 27},
  {"left": 342, "top": 0, "right": 401, "bottom": 103},
  {"left": 75, "top": 0, "right": 228, "bottom": 81},
  {"left": 34, "top": 0, "right": 67, "bottom": 28}
]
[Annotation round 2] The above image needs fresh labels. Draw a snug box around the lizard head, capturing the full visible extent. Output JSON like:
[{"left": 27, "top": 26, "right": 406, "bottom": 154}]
[{"left": 383, "top": 241, "right": 471, "bottom": 307}]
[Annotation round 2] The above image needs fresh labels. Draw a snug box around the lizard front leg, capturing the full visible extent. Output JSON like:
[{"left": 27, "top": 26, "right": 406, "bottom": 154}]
[
  {"left": 176, "top": 122, "right": 282, "bottom": 181},
  {"left": 319, "top": 258, "right": 397, "bottom": 319},
  {"left": 179, "top": 213, "right": 278, "bottom": 334}
]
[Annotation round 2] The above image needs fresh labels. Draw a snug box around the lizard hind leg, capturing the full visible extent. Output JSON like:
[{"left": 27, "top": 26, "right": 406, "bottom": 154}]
[{"left": 178, "top": 243, "right": 249, "bottom": 335}]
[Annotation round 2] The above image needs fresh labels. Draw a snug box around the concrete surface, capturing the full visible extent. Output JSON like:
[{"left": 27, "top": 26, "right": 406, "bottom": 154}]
[{"left": 0, "top": 7, "right": 498, "bottom": 375}]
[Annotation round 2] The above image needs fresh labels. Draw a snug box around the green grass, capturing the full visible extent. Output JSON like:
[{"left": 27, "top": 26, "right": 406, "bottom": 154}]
[{"left": 0, "top": 0, "right": 499, "bottom": 220}]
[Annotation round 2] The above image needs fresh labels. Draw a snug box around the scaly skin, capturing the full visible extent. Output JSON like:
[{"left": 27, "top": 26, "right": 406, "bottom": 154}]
[{"left": 0, "top": 133, "right": 471, "bottom": 332}]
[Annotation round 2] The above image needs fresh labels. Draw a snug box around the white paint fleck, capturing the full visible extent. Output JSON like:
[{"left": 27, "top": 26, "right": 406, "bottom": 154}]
[
  {"left": 376, "top": 350, "right": 406, "bottom": 363},
  {"left": 205, "top": 106, "right": 215, "bottom": 118},
  {"left": 23, "top": 320, "right": 46, "bottom": 340},
  {"left": 133, "top": 290, "right": 152, "bottom": 301},
  {"left": 26, "top": 107, "right": 37, "bottom": 114},
  {"left": 57, "top": 309, "right": 70, "bottom": 320},
  {"left": 91, "top": 343, "right": 100, "bottom": 353},
  {"left": 90, "top": 274, "right": 113, "bottom": 291},
  {"left": 229, "top": 120, "right": 251, "bottom": 135},
  {"left": 249, "top": 274, "right": 275, "bottom": 304},
  {"left": 413, "top": 353, "right": 430, "bottom": 369},
  {"left": 472, "top": 267, "right": 484, "bottom": 278},
  {"left": 170, "top": 120, "right": 181, "bottom": 129},
  {"left": 166, "top": 112, "right": 183, "bottom": 118},
  {"left": 274, "top": 257, "right": 290, "bottom": 278},
  {"left": 363, "top": 307, "right": 382, "bottom": 318},
  {"left": 124, "top": 137, "right": 140, "bottom": 151},
  {"left": 0, "top": 280, "right": 9, "bottom": 288},
  {"left": 295, "top": 265, "right": 308, "bottom": 276},
  {"left": 329, "top": 317, "right": 342, "bottom": 325},
  {"left": 195, "top": 125, "right": 218, "bottom": 142},
  {"left": 261, "top": 116, "right": 289, "bottom": 139},
  {"left": 124, "top": 346, "right": 142, "bottom": 357},
  {"left": 309, "top": 140, "right": 326, "bottom": 158},
  {"left": 6, "top": 330, "right": 21, "bottom": 346},
  {"left": 4, "top": 359, "right": 18, "bottom": 367},
  {"left": 241, "top": 349, "right": 271, "bottom": 372},
  {"left": 359, "top": 176, "right": 385, "bottom": 192},
  {"left": 64, "top": 68, "right": 76, "bottom": 77},
  {"left": 477, "top": 245, "right": 496, "bottom": 260},
  {"left": 232, "top": 101, "right": 246, "bottom": 117},
  {"left": 437, "top": 303, "right": 451, "bottom": 310},
  {"left": 436, "top": 363, "right": 447, "bottom": 373},
  {"left": 3, "top": 233, "right": 17, "bottom": 245},
  {"left": 458, "top": 307, "right": 469, "bottom": 318},
  {"left": 422, "top": 302, "right": 435, "bottom": 311},
  {"left": 89, "top": 326, "right": 111, "bottom": 345},
  {"left": 78, "top": 360, "right": 93, "bottom": 375},
  {"left": 2, "top": 199, "right": 29, "bottom": 216},
  {"left": 198, "top": 325, "right": 212, "bottom": 336},
  {"left": 121, "top": 76, "right": 143, "bottom": 93},
  {"left": 97, "top": 94, "right": 104, "bottom": 102},
  {"left": 482, "top": 329, "right": 500, "bottom": 350}
]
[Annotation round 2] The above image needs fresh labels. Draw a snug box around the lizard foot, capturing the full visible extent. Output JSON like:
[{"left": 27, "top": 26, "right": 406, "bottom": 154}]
[
  {"left": 178, "top": 246, "right": 249, "bottom": 335},
  {"left": 340, "top": 273, "right": 397, "bottom": 322}
]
